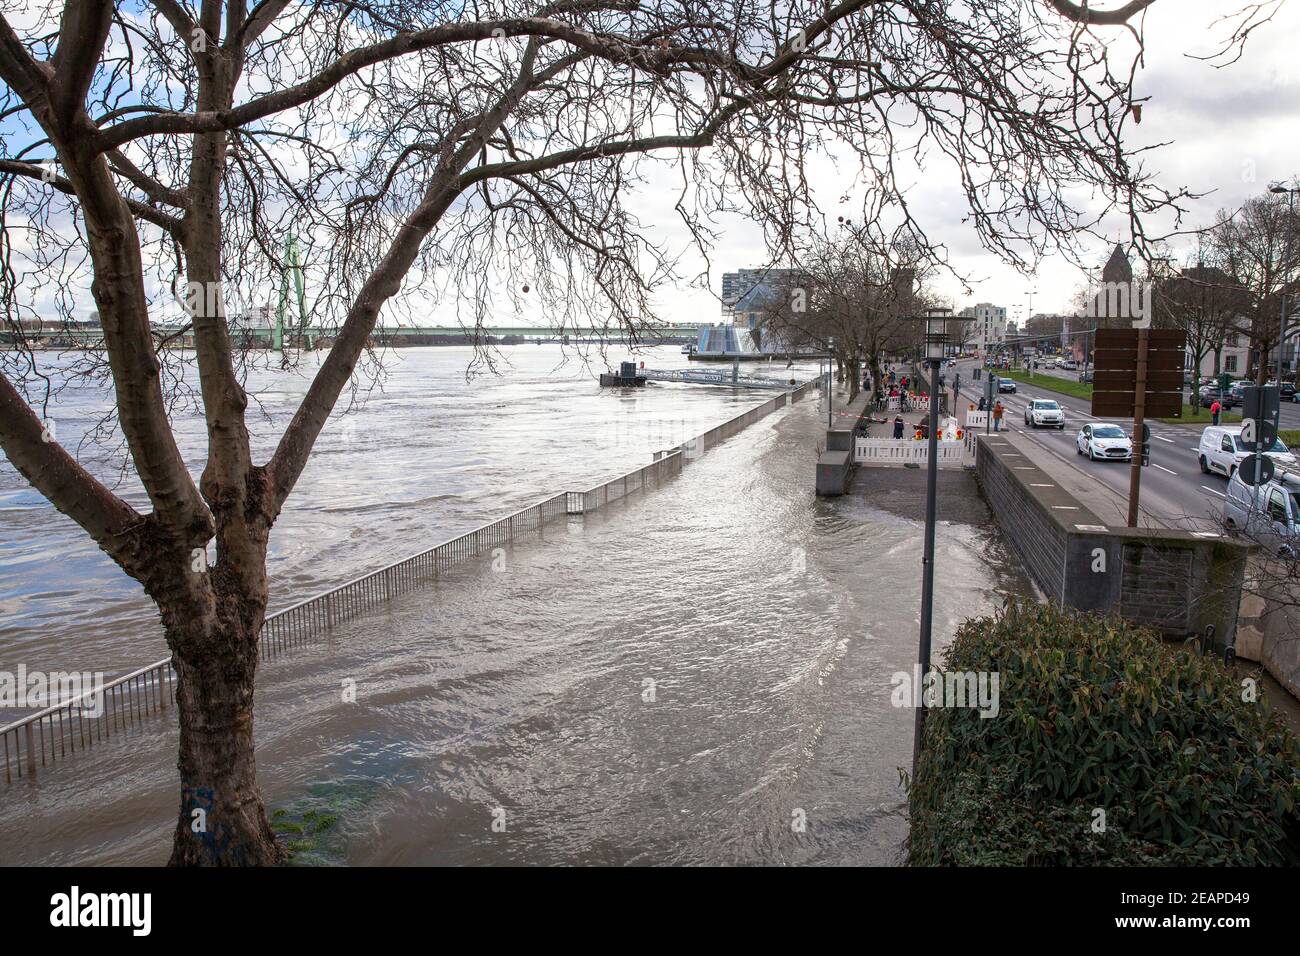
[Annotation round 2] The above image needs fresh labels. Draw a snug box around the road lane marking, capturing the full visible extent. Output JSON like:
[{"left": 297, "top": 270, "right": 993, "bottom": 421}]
[
  {"left": 1201, "top": 485, "right": 1226, "bottom": 499},
  {"left": 1154, "top": 435, "right": 1175, "bottom": 444},
  {"left": 1153, "top": 464, "right": 1178, "bottom": 475}
]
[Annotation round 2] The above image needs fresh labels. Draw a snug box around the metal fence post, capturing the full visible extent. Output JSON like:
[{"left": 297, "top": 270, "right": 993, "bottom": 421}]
[{"left": 23, "top": 722, "right": 36, "bottom": 777}]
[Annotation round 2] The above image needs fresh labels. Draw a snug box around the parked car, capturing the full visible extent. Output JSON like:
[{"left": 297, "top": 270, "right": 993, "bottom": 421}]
[
  {"left": 1228, "top": 380, "right": 1253, "bottom": 405},
  {"left": 1077, "top": 423, "right": 1132, "bottom": 461},
  {"left": 1024, "top": 399, "right": 1066, "bottom": 429},
  {"left": 1197, "top": 425, "right": 1298, "bottom": 478},
  {"left": 1224, "top": 468, "right": 1300, "bottom": 557},
  {"left": 1199, "top": 385, "right": 1239, "bottom": 409},
  {"left": 996, "top": 377, "right": 1017, "bottom": 393}
]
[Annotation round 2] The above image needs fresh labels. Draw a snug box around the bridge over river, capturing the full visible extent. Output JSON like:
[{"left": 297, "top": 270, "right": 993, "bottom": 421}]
[{"left": 2, "top": 322, "right": 700, "bottom": 349}]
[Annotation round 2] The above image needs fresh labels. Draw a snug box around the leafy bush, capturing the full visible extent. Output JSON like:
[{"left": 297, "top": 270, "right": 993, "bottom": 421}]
[{"left": 907, "top": 602, "right": 1300, "bottom": 865}]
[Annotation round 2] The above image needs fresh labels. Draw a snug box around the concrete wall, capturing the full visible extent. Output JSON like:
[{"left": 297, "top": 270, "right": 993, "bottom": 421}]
[
  {"left": 816, "top": 389, "right": 873, "bottom": 496},
  {"left": 975, "top": 434, "right": 1249, "bottom": 641},
  {"left": 1236, "top": 562, "right": 1300, "bottom": 698}
]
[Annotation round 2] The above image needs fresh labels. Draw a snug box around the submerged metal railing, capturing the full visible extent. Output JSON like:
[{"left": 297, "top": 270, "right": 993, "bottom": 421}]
[{"left": 1, "top": 379, "right": 815, "bottom": 784}]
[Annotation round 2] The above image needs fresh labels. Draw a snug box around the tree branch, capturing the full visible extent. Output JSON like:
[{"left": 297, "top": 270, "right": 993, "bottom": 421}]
[
  {"left": 1047, "top": 0, "right": 1159, "bottom": 25},
  {"left": 49, "top": 1, "right": 114, "bottom": 124},
  {"left": 0, "top": 158, "right": 184, "bottom": 237},
  {"left": 0, "top": 372, "right": 145, "bottom": 572}
]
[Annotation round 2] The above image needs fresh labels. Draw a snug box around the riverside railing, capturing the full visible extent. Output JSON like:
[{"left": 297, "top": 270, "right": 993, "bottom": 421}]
[{"left": 1, "top": 379, "right": 815, "bottom": 784}]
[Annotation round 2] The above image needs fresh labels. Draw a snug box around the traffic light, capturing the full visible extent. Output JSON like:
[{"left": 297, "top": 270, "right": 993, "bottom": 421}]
[{"left": 1140, "top": 423, "right": 1151, "bottom": 466}]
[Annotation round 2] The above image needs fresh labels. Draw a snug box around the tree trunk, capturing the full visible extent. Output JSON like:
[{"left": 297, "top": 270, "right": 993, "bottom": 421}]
[{"left": 167, "top": 596, "right": 284, "bottom": 867}]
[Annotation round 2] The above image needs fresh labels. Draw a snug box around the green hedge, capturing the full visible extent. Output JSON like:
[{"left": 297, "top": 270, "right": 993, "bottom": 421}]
[{"left": 907, "top": 602, "right": 1300, "bottom": 865}]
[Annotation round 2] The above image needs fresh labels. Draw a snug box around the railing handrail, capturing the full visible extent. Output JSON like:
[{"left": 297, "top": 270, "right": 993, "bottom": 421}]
[
  {"left": 0, "top": 656, "right": 172, "bottom": 736},
  {"left": 265, "top": 490, "right": 572, "bottom": 620}
]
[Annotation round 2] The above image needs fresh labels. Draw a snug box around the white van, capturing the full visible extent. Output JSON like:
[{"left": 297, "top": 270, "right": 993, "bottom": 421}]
[
  {"left": 1224, "top": 469, "right": 1300, "bottom": 557},
  {"left": 1197, "top": 425, "right": 1298, "bottom": 478}
]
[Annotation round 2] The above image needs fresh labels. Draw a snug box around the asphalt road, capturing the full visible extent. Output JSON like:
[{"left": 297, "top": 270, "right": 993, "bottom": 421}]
[
  {"left": 940, "top": 359, "right": 1239, "bottom": 530},
  {"left": 1026, "top": 363, "right": 1300, "bottom": 429}
]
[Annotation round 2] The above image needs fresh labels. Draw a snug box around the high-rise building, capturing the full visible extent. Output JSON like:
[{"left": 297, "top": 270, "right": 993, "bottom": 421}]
[
  {"left": 958, "top": 303, "right": 1008, "bottom": 353},
  {"left": 720, "top": 268, "right": 805, "bottom": 321}
]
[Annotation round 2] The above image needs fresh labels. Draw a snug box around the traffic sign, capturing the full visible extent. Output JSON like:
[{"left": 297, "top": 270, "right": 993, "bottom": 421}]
[
  {"left": 1240, "top": 417, "right": 1277, "bottom": 451},
  {"left": 1241, "top": 386, "right": 1280, "bottom": 436},
  {"left": 1239, "top": 454, "right": 1275, "bottom": 487}
]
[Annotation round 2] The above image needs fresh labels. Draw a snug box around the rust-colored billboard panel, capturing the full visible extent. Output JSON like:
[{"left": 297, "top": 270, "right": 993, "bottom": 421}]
[
  {"left": 1090, "top": 393, "right": 1183, "bottom": 418},
  {"left": 1092, "top": 369, "right": 1185, "bottom": 391}
]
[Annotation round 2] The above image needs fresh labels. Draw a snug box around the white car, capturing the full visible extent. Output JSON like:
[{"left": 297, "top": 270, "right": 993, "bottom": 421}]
[
  {"left": 1198, "top": 425, "right": 1298, "bottom": 478},
  {"left": 1024, "top": 399, "right": 1066, "bottom": 429},
  {"left": 1076, "top": 423, "right": 1132, "bottom": 461}
]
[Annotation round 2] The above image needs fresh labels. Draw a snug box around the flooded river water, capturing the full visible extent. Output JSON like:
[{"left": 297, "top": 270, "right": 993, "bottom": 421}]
[{"left": 1, "top": 345, "right": 1032, "bottom": 864}]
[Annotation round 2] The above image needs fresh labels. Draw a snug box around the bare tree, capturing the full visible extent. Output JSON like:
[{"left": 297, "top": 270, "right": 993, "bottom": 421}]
[
  {"left": 1206, "top": 194, "right": 1300, "bottom": 383},
  {"left": 765, "top": 228, "right": 926, "bottom": 401},
  {"left": 1152, "top": 250, "right": 1249, "bottom": 402},
  {"left": 0, "top": 1, "right": 1272, "bottom": 864}
]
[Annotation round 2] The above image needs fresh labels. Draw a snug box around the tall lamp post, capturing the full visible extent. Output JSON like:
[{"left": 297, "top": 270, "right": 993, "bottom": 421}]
[
  {"left": 911, "top": 307, "right": 951, "bottom": 781},
  {"left": 827, "top": 336, "right": 836, "bottom": 428},
  {"left": 1269, "top": 180, "right": 1299, "bottom": 384}
]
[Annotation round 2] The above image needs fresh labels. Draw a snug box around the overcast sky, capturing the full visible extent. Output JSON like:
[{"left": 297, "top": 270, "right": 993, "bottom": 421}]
[
  {"left": 625, "top": 0, "right": 1300, "bottom": 327},
  {"left": 8, "top": 2, "right": 1297, "bottom": 332}
]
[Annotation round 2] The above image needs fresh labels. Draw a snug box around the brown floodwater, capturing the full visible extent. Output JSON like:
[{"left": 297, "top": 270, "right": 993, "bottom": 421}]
[{"left": 1, "top": 351, "right": 1033, "bottom": 865}]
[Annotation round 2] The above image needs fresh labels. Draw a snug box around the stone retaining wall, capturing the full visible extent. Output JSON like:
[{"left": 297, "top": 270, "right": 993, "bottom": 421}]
[{"left": 975, "top": 434, "right": 1248, "bottom": 641}]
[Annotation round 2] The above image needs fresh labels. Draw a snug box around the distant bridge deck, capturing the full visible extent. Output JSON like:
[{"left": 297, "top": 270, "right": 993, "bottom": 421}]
[{"left": 1, "top": 323, "right": 700, "bottom": 348}]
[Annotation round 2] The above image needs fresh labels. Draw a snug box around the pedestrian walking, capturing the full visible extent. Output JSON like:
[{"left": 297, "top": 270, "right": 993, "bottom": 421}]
[
  {"left": 978, "top": 397, "right": 987, "bottom": 412},
  {"left": 893, "top": 415, "right": 905, "bottom": 439},
  {"left": 1210, "top": 399, "right": 1221, "bottom": 426},
  {"left": 992, "top": 401, "right": 1005, "bottom": 432}
]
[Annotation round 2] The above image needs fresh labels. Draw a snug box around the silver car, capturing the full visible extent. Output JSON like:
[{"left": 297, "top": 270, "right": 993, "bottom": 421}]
[{"left": 1224, "top": 470, "right": 1300, "bottom": 557}]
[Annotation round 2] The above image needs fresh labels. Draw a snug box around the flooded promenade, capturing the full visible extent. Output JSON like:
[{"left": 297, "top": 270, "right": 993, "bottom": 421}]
[{"left": 0, "top": 348, "right": 1030, "bottom": 865}]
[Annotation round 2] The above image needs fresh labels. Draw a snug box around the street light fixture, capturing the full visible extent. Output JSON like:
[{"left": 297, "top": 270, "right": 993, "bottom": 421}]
[{"left": 909, "top": 306, "right": 951, "bottom": 781}]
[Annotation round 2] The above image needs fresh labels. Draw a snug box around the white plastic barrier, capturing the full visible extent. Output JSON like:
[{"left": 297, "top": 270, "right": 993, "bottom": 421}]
[
  {"left": 854, "top": 438, "right": 966, "bottom": 465},
  {"left": 885, "top": 394, "right": 930, "bottom": 412},
  {"left": 965, "top": 411, "right": 989, "bottom": 428}
]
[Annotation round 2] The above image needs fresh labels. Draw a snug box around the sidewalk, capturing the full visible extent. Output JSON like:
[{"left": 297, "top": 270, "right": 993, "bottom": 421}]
[{"left": 991, "top": 429, "right": 1168, "bottom": 530}]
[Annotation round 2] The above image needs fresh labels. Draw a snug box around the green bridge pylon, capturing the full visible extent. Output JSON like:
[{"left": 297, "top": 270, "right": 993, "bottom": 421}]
[{"left": 275, "top": 234, "right": 310, "bottom": 353}]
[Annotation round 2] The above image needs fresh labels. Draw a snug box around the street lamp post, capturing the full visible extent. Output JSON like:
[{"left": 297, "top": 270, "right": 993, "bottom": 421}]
[
  {"left": 827, "top": 337, "right": 836, "bottom": 428},
  {"left": 910, "top": 307, "right": 951, "bottom": 782},
  {"left": 1269, "top": 181, "right": 1299, "bottom": 384}
]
